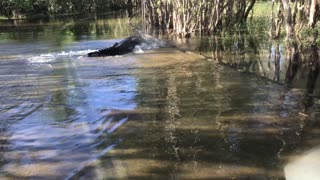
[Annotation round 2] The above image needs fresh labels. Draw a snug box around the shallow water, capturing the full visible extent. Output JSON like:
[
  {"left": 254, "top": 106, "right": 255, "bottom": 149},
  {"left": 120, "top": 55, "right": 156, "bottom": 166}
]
[{"left": 0, "top": 16, "right": 320, "bottom": 180}]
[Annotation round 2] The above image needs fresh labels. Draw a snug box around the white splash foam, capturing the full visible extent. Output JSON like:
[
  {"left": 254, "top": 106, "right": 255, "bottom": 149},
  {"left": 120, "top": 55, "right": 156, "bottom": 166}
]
[
  {"left": 57, "top": 49, "right": 95, "bottom": 56},
  {"left": 140, "top": 34, "right": 167, "bottom": 50},
  {"left": 27, "top": 54, "right": 55, "bottom": 63},
  {"left": 133, "top": 46, "right": 145, "bottom": 54},
  {"left": 27, "top": 49, "right": 96, "bottom": 63}
]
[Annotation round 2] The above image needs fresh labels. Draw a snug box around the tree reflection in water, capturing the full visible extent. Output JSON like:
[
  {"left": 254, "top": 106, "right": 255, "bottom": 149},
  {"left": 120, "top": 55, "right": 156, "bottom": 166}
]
[{"left": 192, "top": 26, "right": 320, "bottom": 179}]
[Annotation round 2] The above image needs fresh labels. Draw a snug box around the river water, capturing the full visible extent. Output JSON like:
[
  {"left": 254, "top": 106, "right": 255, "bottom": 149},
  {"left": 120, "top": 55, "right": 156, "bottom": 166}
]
[{"left": 0, "top": 15, "right": 320, "bottom": 180}]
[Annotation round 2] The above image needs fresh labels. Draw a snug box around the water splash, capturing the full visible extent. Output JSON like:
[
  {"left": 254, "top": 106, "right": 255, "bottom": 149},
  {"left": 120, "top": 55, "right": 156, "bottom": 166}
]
[
  {"left": 133, "top": 46, "right": 144, "bottom": 54},
  {"left": 27, "top": 49, "right": 96, "bottom": 63},
  {"left": 133, "top": 34, "right": 169, "bottom": 54},
  {"left": 141, "top": 34, "right": 167, "bottom": 49}
]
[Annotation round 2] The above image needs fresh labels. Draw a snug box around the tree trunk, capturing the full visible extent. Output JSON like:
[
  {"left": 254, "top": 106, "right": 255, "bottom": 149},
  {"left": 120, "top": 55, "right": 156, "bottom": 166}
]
[
  {"left": 244, "top": 0, "right": 256, "bottom": 21},
  {"left": 281, "top": 0, "right": 294, "bottom": 41},
  {"left": 271, "top": 2, "right": 283, "bottom": 39},
  {"left": 309, "top": 0, "right": 318, "bottom": 27}
]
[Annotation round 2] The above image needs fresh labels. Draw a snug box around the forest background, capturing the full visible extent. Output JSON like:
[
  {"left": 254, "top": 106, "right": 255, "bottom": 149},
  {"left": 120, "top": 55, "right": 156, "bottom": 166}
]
[{"left": 0, "top": 0, "right": 319, "bottom": 49}]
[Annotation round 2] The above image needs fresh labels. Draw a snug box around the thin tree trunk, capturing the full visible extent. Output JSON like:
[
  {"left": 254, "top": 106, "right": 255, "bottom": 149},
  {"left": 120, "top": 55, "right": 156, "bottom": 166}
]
[
  {"left": 244, "top": 0, "right": 256, "bottom": 21},
  {"left": 281, "top": 0, "right": 294, "bottom": 41},
  {"left": 271, "top": 1, "right": 283, "bottom": 39},
  {"left": 309, "top": 0, "right": 317, "bottom": 27}
]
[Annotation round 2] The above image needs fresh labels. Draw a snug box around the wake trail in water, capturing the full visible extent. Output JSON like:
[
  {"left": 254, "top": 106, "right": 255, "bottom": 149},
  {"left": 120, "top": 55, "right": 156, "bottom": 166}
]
[
  {"left": 27, "top": 34, "right": 170, "bottom": 63},
  {"left": 27, "top": 49, "right": 97, "bottom": 63}
]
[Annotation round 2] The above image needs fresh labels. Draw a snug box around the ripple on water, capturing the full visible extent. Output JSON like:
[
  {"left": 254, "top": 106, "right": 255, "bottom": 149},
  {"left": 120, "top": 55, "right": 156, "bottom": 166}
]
[
  {"left": 0, "top": 53, "right": 137, "bottom": 178},
  {"left": 27, "top": 50, "right": 97, "bottom": 63},
  {"left": 0, "top": 102, "right": 42, "bottom": 121},
  {"left": 2, "top": 105, "right": 130, "bottom": 179}
]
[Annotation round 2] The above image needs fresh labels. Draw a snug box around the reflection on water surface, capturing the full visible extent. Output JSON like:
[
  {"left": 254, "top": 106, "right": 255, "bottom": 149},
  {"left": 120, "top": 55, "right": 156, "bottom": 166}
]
[{"left": 0, "top": 15, "right": 320, "bottom": 179}]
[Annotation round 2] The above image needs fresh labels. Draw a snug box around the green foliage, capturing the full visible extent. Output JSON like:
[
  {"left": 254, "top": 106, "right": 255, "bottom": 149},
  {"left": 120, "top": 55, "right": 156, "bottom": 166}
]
[
  {"left": 0, "top": 0, "right": 140, "bottom": 19},
  {"left": 314, "top": 23, "right": 320, "bottom": 46},
  {"left": 253, "top": 1, "right": 273, "bottom": 17},
  {"left": 0, "top": 16, "right": 7, "bottom": 20},
  {"left": 316, "top": 38, "right": 320, "bottom": 46}
]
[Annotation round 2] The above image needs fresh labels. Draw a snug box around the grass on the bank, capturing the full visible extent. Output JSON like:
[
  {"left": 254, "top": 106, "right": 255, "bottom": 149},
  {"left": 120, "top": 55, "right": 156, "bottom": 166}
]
[
  {"left": 253, "top": 1, "right": 274, "bottom": 17},
  {"left": 0, "top": 16, "right": 8, "bottom": 20}
]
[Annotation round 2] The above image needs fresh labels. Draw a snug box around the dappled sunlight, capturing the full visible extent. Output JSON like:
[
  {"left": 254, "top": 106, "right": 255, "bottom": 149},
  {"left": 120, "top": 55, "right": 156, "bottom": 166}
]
[
  {"left": 69, "top": 48, "right": 319, "bottom": 179},
  {"left": 2, "top": 45, "right": 319, "bottom": 179},
  {"left": 136, "top": 49, "right": 205, "bottom": 68}
]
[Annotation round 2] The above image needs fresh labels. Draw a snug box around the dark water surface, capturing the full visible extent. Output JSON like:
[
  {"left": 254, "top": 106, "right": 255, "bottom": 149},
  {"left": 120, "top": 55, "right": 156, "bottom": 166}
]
[{"left": 1, "top": 15, "right": 320, "bottom": 180}]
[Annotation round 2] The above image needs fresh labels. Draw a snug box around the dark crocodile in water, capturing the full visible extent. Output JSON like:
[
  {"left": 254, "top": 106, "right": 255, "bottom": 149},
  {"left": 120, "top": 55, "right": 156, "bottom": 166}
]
[
  {"left": 88, "top": 33, "right": 174, "bottom": 57},
  {"left": 88, "top": 34, "right": 145, "bottom": 57}
]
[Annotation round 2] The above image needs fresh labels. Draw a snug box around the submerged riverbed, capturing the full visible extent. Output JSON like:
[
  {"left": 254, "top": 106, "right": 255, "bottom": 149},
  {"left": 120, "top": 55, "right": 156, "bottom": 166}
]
[{"left": 1, "top": 15, "right": 320, "bottom": 180}]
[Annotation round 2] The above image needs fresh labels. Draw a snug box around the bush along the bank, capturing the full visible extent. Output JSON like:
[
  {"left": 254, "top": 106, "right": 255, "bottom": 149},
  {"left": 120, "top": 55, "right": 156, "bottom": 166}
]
[{"left": 0, "top": 0, "right": 141, "bottom": 19}]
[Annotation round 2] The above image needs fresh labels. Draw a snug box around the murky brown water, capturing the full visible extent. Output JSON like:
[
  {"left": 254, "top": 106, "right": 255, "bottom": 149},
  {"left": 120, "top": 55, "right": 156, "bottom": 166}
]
[{"left": 1, "top": 15, "right": 320, "bottom": 180}]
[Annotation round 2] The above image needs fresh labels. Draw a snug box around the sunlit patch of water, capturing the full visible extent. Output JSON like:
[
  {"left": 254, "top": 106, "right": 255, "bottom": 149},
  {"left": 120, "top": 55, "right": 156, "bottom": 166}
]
[{"left": 0, "top": 36, "right": 141, "bottom": 179}]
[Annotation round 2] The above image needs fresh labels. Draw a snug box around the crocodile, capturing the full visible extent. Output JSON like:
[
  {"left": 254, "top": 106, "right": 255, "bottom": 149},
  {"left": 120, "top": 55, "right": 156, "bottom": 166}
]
[{"left": 88, "top": 33, "right": 146, "bottom": 57}]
